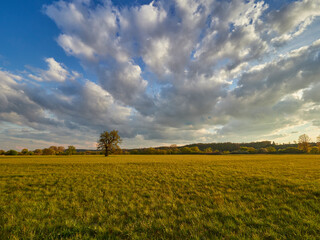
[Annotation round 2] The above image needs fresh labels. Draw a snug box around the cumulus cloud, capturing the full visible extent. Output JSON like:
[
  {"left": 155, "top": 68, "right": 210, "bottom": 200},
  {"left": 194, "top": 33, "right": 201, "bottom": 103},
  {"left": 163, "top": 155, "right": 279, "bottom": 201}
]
[
  {"left": 27, "top": 57, "right": 79, "bottom": 82},
  {"left": 0, "top": 70, "right": 60, "bottom": 130},
  {"left": 215, "top": 39, "right": 320, "bottom": 137},
  {"left": 42, "top": 58, "right": 69, "bottom": 82},
  {"left": 0, "top": 66, "right": 134, "bottom": 149},
  {"left": 1, "top": 0, "right": 320, "bottom": 149}
]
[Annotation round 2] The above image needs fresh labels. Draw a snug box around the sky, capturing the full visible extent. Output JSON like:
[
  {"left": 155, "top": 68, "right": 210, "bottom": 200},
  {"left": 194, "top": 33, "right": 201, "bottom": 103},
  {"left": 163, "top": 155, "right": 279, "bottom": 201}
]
[{"left": 1, "top": 0, "right": 320, "bottom": 150}]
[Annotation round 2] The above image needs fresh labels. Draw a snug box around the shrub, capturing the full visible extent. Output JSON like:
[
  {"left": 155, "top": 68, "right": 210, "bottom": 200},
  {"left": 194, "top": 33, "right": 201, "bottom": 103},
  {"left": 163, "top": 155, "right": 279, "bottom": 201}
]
[
  {"left": 5, "top": 150, "right": 18, "bottom": 155},
  {"left": 259, "top": 148, "right": 268, "bottom": 153},
  {"left": 181, "top": 147, "right": 193, "bottom": 154},
  {"left": 190, "top": 146, "right": 201, "bottom": 153},
  {"left": 203, "top": 147, "right": 213, "bottom": 153},
  {"left": 278, "top": 147, "right": 304, "bottom": 154},
  {"left": 33, "top": 149, "right": 43, "bottom": 155},
  {"left": 21, "top": 149, "right": 29, "bottom": 155},
  {"left": 266, "top": 146, "right": 277, "bottom": 153},
  {"left": 42, "top": 148, "right": 55, "bottom": 155},
  {"left": 310, "top": 146, "right": 319, "bottom": 154},
  {"left": 239, "top": 147, "right": 257, "bottom": 154}
]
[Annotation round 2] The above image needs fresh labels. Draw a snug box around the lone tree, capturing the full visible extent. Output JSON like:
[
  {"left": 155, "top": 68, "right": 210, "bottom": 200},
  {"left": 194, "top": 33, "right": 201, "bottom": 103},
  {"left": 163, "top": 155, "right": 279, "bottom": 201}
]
[
  {"left": 298, "top": 134, "right": 311, "bottom": 153},
  {"left": 97, "top": 130, "right": 122, "bottom": 157}
]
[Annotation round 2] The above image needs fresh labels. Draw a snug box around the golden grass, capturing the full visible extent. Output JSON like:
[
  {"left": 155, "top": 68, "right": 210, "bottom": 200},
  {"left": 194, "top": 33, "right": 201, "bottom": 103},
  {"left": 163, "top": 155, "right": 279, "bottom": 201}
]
[{"left": 1, "top": 155, "right": 319, "bottom": 239}]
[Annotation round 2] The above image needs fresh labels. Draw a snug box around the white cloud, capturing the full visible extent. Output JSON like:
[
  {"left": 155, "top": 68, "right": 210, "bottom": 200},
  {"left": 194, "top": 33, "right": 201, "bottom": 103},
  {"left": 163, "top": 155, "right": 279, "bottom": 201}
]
[
  {"left": 58, "top": 35, "right": 96, "bottom": 60},
  {"left": 214, "top": 39, "right": 320, "bottom": 137},
  {"left": 28, "top": 74, "right": 42, "bottom": 82},
  {"left": 42, "top": 58, "right": 69, "bottom": 82},
  {"left": 27, "top": 58, "right": 80, "bottom": 83},
  {"left": 0, "top": 66, "right": 135, "bottom": 149}
]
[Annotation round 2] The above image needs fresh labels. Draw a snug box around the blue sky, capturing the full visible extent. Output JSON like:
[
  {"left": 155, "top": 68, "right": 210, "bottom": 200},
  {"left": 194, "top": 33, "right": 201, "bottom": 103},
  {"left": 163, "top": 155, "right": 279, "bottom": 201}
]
[
  {"left": 0, "top": 0, "right": 85, "bottom": 77},
  {"left": 0, "top": 0, "right": 153, "bottom": 71},
  {"left": 1, "top": 0, "right": 320, "bottom": 150}
]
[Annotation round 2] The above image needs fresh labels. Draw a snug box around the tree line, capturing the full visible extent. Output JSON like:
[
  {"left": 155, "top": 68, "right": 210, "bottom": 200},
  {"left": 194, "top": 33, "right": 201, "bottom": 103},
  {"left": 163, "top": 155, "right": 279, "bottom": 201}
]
[
  {"left": 127, "top": 134, "right": 320, "bottom": 155},
  {"left": 123, "top": 134, "right": 320, "bottom": 155},
  {"left": 1, "top": 133, "right": 320, "bottom": 156},
  {"left": 0, "top": 145, "right": 78, "bottom": 156}
]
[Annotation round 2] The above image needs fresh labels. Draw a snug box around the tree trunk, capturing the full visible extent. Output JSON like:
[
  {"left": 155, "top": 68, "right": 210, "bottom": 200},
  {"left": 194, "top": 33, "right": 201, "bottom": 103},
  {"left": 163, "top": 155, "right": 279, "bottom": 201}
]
[{"left": 105, "top": 147, "right": 108, "bottom": 157}]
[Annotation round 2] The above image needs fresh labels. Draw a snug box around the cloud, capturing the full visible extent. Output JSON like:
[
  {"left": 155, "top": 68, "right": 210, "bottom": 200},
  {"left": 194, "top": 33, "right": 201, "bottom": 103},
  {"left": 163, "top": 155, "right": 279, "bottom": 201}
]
[
  {"left": 42, "top": 58, "right": 69, "bottom": 82},
  {"left": 0, "top": 70, "right": 60, "bottom": 130},
  {"left": 1, "top": 0, "right": 320, "bottom": 149},
  {"left": 303, "top": 82, "right": 320, "bottom": 103},
  {"left": 27, "top": 57, "right": 79, "bottom": 82},
  {"left": 0, "top": 66, "right": 134, "bottom": 149},
  {"left": 215, "top": 39, "right": 320, "bottom": 136},
  {"left": 268, "top": 0, "right": 320, "bottom": 45}
]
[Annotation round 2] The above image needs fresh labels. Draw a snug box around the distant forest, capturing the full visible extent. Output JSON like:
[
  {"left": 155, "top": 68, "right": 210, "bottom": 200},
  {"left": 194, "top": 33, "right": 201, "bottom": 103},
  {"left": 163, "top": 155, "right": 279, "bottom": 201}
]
[{"left": 124, "top": 139, "right": 319, "bottom": 155}]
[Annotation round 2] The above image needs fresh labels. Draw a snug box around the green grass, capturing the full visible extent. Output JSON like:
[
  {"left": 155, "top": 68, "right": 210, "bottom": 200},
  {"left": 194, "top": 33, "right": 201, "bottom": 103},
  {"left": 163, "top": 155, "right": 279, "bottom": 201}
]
[{"left": 0, "top": 155, "right": 319, "bottom": 239}]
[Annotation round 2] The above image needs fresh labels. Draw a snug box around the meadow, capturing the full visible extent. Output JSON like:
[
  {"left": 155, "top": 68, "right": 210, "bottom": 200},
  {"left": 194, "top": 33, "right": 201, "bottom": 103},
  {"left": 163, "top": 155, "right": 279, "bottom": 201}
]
[{"left": 0, "top": 155, "right": 319, "bottom": 239}]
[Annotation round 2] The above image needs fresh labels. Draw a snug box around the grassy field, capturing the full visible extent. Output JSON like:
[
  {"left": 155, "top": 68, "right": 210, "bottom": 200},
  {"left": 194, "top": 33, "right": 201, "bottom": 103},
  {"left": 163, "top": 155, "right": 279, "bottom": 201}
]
[{"left": 0, "top": 155, "right": 319, "bottom": 239}]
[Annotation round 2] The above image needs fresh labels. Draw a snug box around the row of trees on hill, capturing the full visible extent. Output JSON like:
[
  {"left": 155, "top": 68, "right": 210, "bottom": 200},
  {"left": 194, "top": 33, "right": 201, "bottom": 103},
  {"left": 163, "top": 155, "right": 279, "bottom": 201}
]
[
  {"left": 125, "top": 145, "right": 299, "bottom": 155},
  {"left": 126, "top": 134, "right": 320, "bottom": 155}
]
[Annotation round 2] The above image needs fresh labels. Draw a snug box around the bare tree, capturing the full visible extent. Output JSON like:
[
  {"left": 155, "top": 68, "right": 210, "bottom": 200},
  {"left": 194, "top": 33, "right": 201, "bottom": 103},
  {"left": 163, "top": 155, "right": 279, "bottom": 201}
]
[
  {"left": 298, "top": 134, "right": 311, "bottom": 153},
  {"left": 317, "top": 135, "right": 320, "bottom": 151}
]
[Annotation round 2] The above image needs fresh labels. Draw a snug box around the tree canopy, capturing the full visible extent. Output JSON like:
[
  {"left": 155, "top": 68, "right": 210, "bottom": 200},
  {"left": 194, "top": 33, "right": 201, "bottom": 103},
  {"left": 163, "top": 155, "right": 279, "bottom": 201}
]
[
  {"left": 66, "top": 146, "right": 76, "bottom": 155},
  {"left": 298, "top": 134, "right": 311, "bottom": 153},
  {"left": 97, "top": 130, "right": 122, "bottom": 157}
]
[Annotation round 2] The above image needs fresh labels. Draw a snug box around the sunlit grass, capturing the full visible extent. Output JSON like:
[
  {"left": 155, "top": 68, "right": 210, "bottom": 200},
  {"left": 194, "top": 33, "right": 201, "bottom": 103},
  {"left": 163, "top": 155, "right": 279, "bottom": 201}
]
[{"left": 0, "top": 155, "right": 319, "bottom": 239}]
